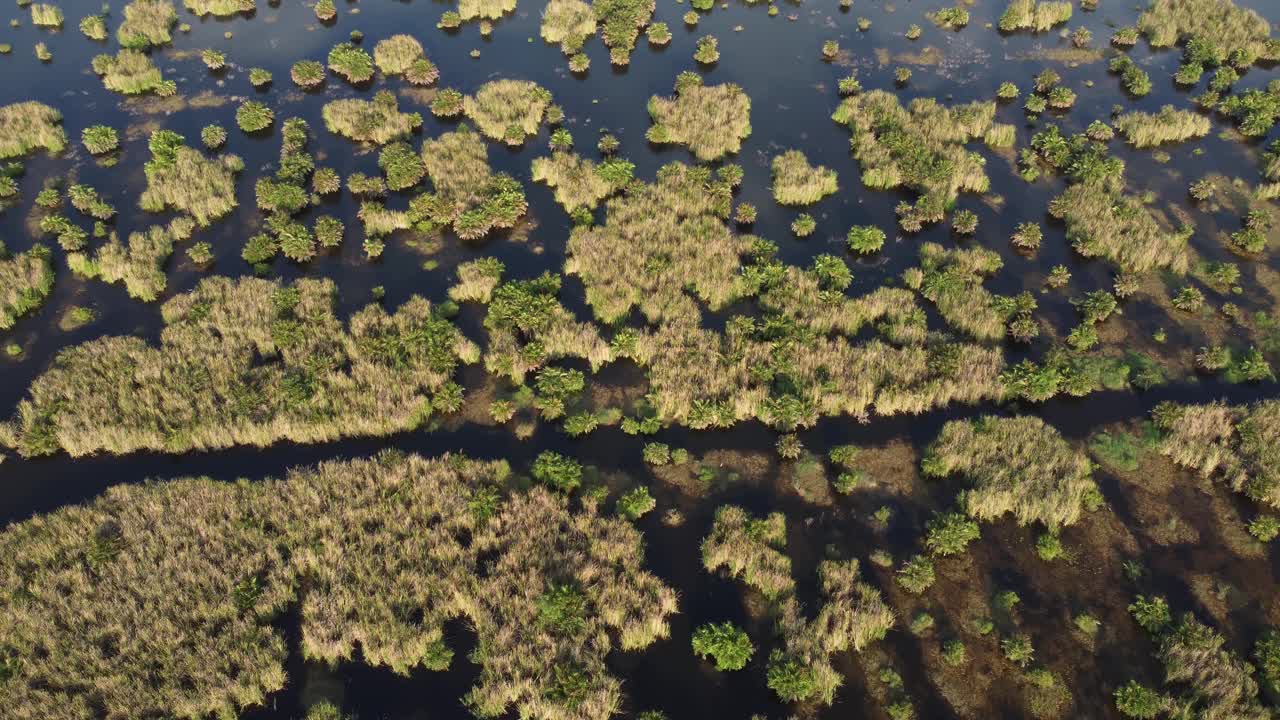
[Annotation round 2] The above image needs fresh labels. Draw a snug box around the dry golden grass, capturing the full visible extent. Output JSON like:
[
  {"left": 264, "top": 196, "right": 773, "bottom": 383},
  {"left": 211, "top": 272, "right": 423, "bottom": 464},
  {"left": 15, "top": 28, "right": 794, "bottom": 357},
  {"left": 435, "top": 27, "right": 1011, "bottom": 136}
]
[
  {"left": 1114, "top": 105, "right": 1211, "bottom": 148},
  {"left": 71, "top": 221, "right": 181, "bottom": 301},
  {"left": 702, "top": 505, "right": 794, "bottom": 598},
  {"left": 0, "top": 101, "right": 66, "bottom": 159},
  {"left": 565, "top": 162, "right": 748, "bottom": 325},
  {"left": 541, "top": 0, "right": 597, "bottom": 54},
  {"left": 184, "top": 0, "right": 254, "bottom": 16},
  {"left": 458, "top": 0, "right": 516, "bottom": 21},
  {"left": 923, "top": 415, "right": 1097, "bottom": 528},
  {"left": 831, "top": 90, "right": 994, "bottom": 229},
  {"left": 93, "top": 49, "right": 172, "bottom": 95},
  {"left": 373, "top": 34, "right": 425, "bottom": 75},
  {"left": 531, "top": 151, "right": 632, "bottom": 212},
  {"left": 322, "top": 90, "right": 423, "bottom": 144},
  {"left": 117, "top": 0, "right": 177, "bottom": 47},
  {"left": 416, "top": 125, "right": 530, "bottom": 239},
  {"left": 771, "top": 149, "right": 838, "bottom": 206},
  {"left": 1154, "top": 400, "right": 1280, "bottom": 509},
  {"left": 998, "top": 0, "right": 1072, "bottom": 32},
  {"left": 10, "top": 276, "right": 480, "bottom": 457},
  {"left": 1048, "top": 180, "right": 1190, "bottom": 274},
  {"left": 1155, "top": 614, "right": 1270, "bottom": 719},
  {"left": 0, "top": 452, "right": 677, "bottom": 720},
  {"left": 646, "top": 75, "right": 752, "bottom": 161},
  {"left": 462, "top": 80, "right": 553, "bottom": 146},
  {"left": 1138, "top": 0, "right": 1271, "bottom": 57},
  {"left": 912, "top": 242, "right": 1007, "bottom": 342},
  {"left": 139, "top": 145, "right": 243, "bottom": 226},
  {"left": 0, "top": 244, "right": 54, "bottom": 330}
]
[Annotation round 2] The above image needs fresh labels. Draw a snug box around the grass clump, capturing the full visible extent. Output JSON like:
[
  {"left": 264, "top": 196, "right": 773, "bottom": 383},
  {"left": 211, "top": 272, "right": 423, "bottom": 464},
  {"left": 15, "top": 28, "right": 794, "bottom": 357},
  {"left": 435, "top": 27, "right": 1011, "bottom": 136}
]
[
  {"left": 373, "top": 34, "right": 427, "bottom": 75},
  {"left": 327, "top": 41, "right": 374, "bottom": 84},
  {"left": 138, "top": 130, "right": 242, "bottom": 226},
  {"left": 81, "top": 124, "right": 118, "bottom": 155},
  {"left": 0, "top": 102, "right": 66, "bottom": 159},
  {"left": 541, "top": 0, "right": 596, "bottom": 54},
  {"left": 923, "top": 416, "right": 1097, "bottom": 528},
  {"left": 79, "top": 14, "right": 108, "bottom": 39},
  {"left": 702, "top": 506, "right": 793, "bottom": 598},
  {"left": 30, "top": 3, "right": 62, "bottom": 27},
  {"left": 184, "top": 0, "right": 254, "bottom": 16},
  {"left": 998, "top": 0, "right": 1071, "bottom": 32},
  {"left": 117, "top": 0, "right": 177, "bottom": 48},
  {"left": 462, "top": 80, "right": 553, "bottom": 146},
  {"left": 0, "top": 243, "right": 54, "bottom": 330},
  {"left": 771, "top": 149, "right": 837, "bottom": 206},
  {"left": 908, "top": 243, "right": 1008, "bottom": 341},
  {"left": 646, "top": 73, "right": 751, "bottom": 161},
  {"left": 10, "top": 277, "right": 481, "bottom": 457},
  {"left": 596, "top": 0, "right": 655, "bottom": 65},
  {"left": 928, "top": 6, "right": 969, "bottom": 29},
  {"left": 831, "top": 91, "right": 996, "bottom": 230},
  {"left": 322, "top": 90, "right": 422, "bottom": 144},
  {"left": 532, "top": 151, "right": 634, "bottom": 212},
  {"left": 235, "top": 100, "right": 274, "bottom": 133},
  {"left": 1152, "top": 400, "right": 1280, "bottom": 509},
  {"left": 1114, "top": 106, "right": 1210, "bottom": 148},
  {"left": 458, "top": 0, "right": 516, "bottom": 22},
  {"left": 415, "top": 125, "right": 529, "bottom": 240},
  {"left": 566, "top": 162, "right": 746, "bottom": 325},
  {"left": 1137, "top": 0, "right": 1271, "bottom": 65},
  {"left": 92, "top": 50, "right": 175, "bottom": 96},
  {"left": 692, "top": 622, "right": 754, "bottom": 670},
  {"left": 0, "top": 452, "right": 677, "bottom": 719},
  {"left": 291, "top": 59, "right": 325, "bottom": 88}
]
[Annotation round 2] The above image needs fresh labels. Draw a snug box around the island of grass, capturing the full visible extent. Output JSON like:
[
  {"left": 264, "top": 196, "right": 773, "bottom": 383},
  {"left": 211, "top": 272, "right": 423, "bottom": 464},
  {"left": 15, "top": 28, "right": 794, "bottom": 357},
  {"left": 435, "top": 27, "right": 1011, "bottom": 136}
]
[
  {"left": 0, "top": 101, "right": 67, "bottom": 158},
  {"left": 462, "top": 80, "right": 554, "bottom": 146},
  {"left": 998, "top": 0, "right": 1072, "bottom": 33},
  {"left": 532, "top": 151, "right": 634, "bottom": 212},
  {"left": 184, "top": 0, "right": 254, "bottom": 16},
  {"left": 1114, "top": 106, "right": 1211, "bottom": 148},
  {"left": 0, "top": 452, "right": 677, "bottom": 720},
  {"left": 831, "top": 90, "right": 1000, "bottom": 230},
  {"left": 771, "top": 149, "right": 838, "bottom": 206},
  {"left": 0, "top": 243, "right": 54, "bottom": 331},
  {"left": 118, "top": 0, "right": 177, "bottom": 49},
  {"left": 1137, "top": 0, "right": 1274, "bottom": 65},
  {"left": 922, "top": 415, "right": 1098, "bottom": 528},
  {"left": 8, "top": 276, "right": 481, "bottom": 457},
  {"left": 1152, "top": 400, "right": 1280, "bottom": 508},
  {"left": 541, "top": 0, "right": 597, "bottom": 54},
  {"left": 646, "top": 72, "right": 751, "bottom": 162},
  {"left": 92, "top": 50, "right": 175, "bottom": 96},
  {"left": 322, "top": 90, "right": 423, "bottom": 144}
]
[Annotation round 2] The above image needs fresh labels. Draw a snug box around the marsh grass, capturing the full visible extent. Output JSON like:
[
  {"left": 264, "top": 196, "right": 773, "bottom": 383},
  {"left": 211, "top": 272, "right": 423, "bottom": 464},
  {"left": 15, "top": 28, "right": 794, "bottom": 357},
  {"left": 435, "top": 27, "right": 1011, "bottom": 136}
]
[
  {"left": 30, "top": 3, "right": 63, "bottom": 27},
  {"left": 595, "top": 0, "right": 655, "bottom": 64},
  {"left": 1153, "top": 400, "right": 1280, "bottom": 509},
  {"left": 0, "top": 101, "right": 66, "bottom": 159},
  {"left": 1114, "top": 106, "right": 1210, "bottom": 148},
  {"left": 910, "top": 242, "right": 1007, "bottom": 341},
  {"left": 923, "top": 415, "right": 1097, "bottom": 528},
  {"left": 462, "top": 80, "right": 553, "bottom": 146},
  {"left": 11, "top": 276, "right": 481, "bottom": 456},
  {"left": 184, "top": 0, "right": 254, "bottom": 16},
  {"left": 327, "top": 42, "right": 374, "bottom": 84},
  {"left": 0, "top": 453, "right": 676, "bottom": 720},
  {"left": 322, "top": 90, "right": 422, "bottom": 144},
  {"left": 93, "top": 50, "right": 174, "bottom": 95},
  {"left": 1137, "top": 0, "right": 1271, "bottom": 62},
  {"left": 998, "top": 0, "right": 1071, "bottom": 33},
  {"left": 138, "top": 132, "right": 242, "bottom": 226},
  {"left": 117, "top": 0, "right": 177, "bottom": 48},
  {"left": 0, "top": 243, "right": 54, "bottom": 330},
  {"left": 771, "top": 149, "right": 837, "bottom": 205},
  {"left": 416, "top": 125, "right": 530, "bottom": 239},
  {"left": 646, "top": 74, "right": 751, "bottom": 161},
  {"left": 373, "top": 34, "right": 425, "bottom": 75},
  {"left": 831, "top": 90, "right": 995, "bottom": 229},
  {"left": 532, "top": 151, "right": 633, "bottom": 212},
  {"left": 541, "top": 0, "right": 596, "bottom": 54},
  {"left": 702, "top": 505, "right": 793, "bottom": 598}
]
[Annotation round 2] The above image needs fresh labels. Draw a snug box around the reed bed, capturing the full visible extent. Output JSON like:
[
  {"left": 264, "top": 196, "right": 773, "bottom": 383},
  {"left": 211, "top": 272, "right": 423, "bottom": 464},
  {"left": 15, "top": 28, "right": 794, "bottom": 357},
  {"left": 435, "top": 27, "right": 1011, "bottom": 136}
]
[
  {"left": 771, "top": 149, "right": 838, "bottom": 206},
  {"left": 997, "top": 0, "right": 1072, "bottom": 33},
  {"left": 322, "top": 90, "right": 422, "bottom": 144},
  {"left": 184, "top": 0, "right": 254, "bottom": 16},
  {"left": 1137, "top": 0, "right": 1271, "bottom": 60},
  {"left": 1114, "top": 106, "right": 1210, "bottom": 148},
  {"left": 462, "top": 80, "right": 553, "bottom": 146},
  {"left": 117, "top": 0, "right": 177, "bottom": 48},
  {"left": 541, "top": 0, "right": 597, "bottom": 54},
  {"left": 646, "top": 75, "right": 751, "bottom": 161},
  {"left": 0, "top": 244, "right": 54, "bottom": 330},
  {"left": 0, "top": 101, "right": 66, "bottom": 159},
  {"left": 1153, "top": 400, "right": 1280, "bottom": 509},
  {"left": 531, "top": 152, "right": 633, "bottom": 212}
]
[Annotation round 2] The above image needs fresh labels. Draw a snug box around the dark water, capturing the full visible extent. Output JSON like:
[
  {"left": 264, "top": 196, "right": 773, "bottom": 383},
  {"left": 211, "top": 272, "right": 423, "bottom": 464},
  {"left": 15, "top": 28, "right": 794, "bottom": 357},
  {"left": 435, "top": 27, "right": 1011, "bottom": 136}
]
[{"left": 3, "top": 0, "right": 1280, "bottom": 717}]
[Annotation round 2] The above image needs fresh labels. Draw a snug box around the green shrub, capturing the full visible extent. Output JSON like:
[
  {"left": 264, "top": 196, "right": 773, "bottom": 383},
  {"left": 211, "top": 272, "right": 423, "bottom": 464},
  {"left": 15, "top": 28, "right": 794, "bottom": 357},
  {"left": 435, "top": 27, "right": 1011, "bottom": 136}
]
[
  {"left": 617, "top": 486, "right": 655, "bottom": 519},
  {"left": 1113, "top": 680, "right": 1163, "bottom": 718},
  {"left": 1128, "top": 595, "right": 1171, "bottom": 633},
  {"left": 531, "top": 451, "right": 583, "bottom": 492},
  {"left": 691, "top": 622, "right": 754, "bottom": 671},
  {"left": 897, "top": 555, "right": 935, "bottom": 594},
  {"left": 924, "top": 512, "right": 980, "bottom": 557},
  {"left": 81, "top": 125, "right": 119, "bottom": 155},
  {"left": 235, "top": 101, "right": 274, "bottom": 133},
  {"left": 847, "top": 225, "right": 885, "bottom": 254}
]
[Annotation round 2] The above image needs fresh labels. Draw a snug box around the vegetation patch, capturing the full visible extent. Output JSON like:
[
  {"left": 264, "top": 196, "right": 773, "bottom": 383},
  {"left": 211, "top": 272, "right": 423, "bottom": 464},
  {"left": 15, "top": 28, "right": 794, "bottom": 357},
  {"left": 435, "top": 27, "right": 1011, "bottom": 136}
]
[
  {"left": 1152, "top": 400, "right": 1280, "bottom": 509},
  {"left": 92, "top": 50, "right": 175, "bottom": 96},
  {"left": 831, "top": 90, "right": 997, "bottom": 230},
  {"left": 646, "top": 73, "right": 752, "bottom": 162},
  {"left": 923, "top": 415, "right": 1097, "bottom": 528},
  {"left": 0, "top": 102, "right": 66, "bottom": 159},
  {"left": 0, "top": 243, "right": 54, "bottom": 330},
  {"left": 137, "top": 129, "right": 243, "bottom": 226},
  {"left": 998, "top": 0, "right": 1072, "bottom": 33},
  {"left": 413, "top": 125, "right": 530, "bottom": 240},
  {"left": 595, "top": 0, "right": 656, "bottom": 65},
  {"left": 1137, "top": 0, "right": 1272, "bottom": 64},
  {"left": 541, "top": 0, "right": 597, "bottom": 54},
  {"left": 10, "top": 276, "right": 480, "bottom": 457},
  {"left": 532, "top": 151, "right": 633, "bottom": 212},
  {"left": 0, "top": 453, "right": 676, "bottom": 720},
  {"left": 1113, "top": 106, "right": 1210, "bottom": 148},
  {"left": 322, "top": 90, "right": 423, "bottom": 144},
  {"left": 462, "top": 80, "right": 553, "bottom": 146},
  {"left": 771, "top": 149, "right": 838, "bottom": 206},
  {"left": 117, "top": 0, "right": 177, "bottom": 49},
  {"left": 183, "top": 0, "right": 254, "bottom": 16}
]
